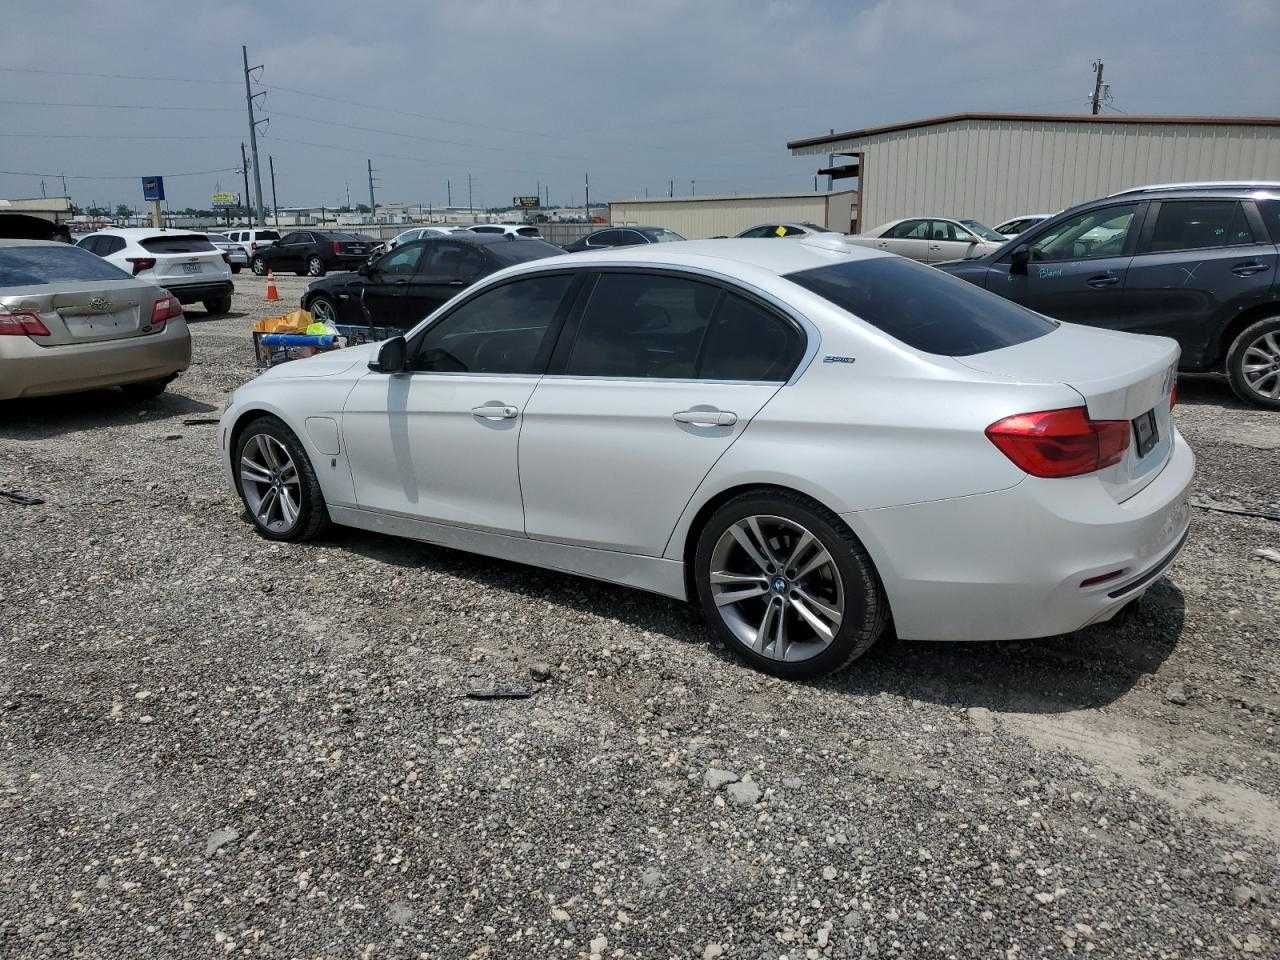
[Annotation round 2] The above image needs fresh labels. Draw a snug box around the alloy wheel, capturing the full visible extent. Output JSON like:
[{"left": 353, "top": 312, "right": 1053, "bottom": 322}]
[
  {"left": 1241, "top": 330, "right": 1280, "bottom": 400},
  {"left": 308, "top": 257, "right": 324, "bottom": 277},
  {"left": 309, "top": 297, "right": 337, "bottom": 325},
  {"left": 239, "top": 433, "right": 302, "bottom": 534},
  {"left": 709, "top": 515, "right": 844, "bottom": 663}
]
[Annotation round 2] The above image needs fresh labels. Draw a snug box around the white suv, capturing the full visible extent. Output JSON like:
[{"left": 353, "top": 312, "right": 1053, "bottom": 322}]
[
  {"left": 222, "top": 228, "right": 281, "bottom": 261},
  {"left": 77, "top": 228, "right": 234, "bottom": 314},
  {"left": 465, "top": 224, "right": 543, "bottom": 238}
]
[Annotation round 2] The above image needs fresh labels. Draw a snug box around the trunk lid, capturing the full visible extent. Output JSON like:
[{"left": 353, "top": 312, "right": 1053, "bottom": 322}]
[
  {"left": 1, "top": 278, "right": 159, "bottom": 346},
  {"left": 958, "top": 321, "right": 1179, "bottom": 501}
]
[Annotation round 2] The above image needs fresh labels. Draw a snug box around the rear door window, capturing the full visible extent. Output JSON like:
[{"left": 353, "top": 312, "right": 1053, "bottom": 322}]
[
  {"left": 140, "top": 234, "right": 216, "bottom": 254},
  {"left": 700, "top": 294, "right": 804, "bottom": 381},
  {"left": 587, "top": 230, "right": 623, "bottom": 246},
  {"left": 887, "top": 220, "right": 928, "bottom": 239},
  {"left": 0, "top": 245, "right": 132, "bottom": 286},
  {"left": 1141, "top": 200, "right": 1256, "bottom": 252},
  {"left": 564, "top": 273, "right": 722, "bottom": 378},
  {"left": 101, "top": 236, "right": 126, "bottom": 255},
  {"left": 785, "top": 257, "right": 1056, "bottom": 356}
]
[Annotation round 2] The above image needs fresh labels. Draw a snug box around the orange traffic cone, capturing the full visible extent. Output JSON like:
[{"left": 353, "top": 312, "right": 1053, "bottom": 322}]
[{"left": 264, "top": 270, "right": 280, "bottom": 303}]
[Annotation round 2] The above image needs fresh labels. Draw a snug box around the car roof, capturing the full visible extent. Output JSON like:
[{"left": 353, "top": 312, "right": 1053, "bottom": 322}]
[
  {"left": 545, "top": 236, "right": 888, "bottom": 276},
  {"left": 0, "top": 238, "right": 67, "bottom": 248},
  {"left": 88, "top": 227, "right": 213, "bottom": 237}
]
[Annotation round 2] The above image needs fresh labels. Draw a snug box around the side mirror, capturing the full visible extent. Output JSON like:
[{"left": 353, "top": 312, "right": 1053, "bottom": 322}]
[
  {"left": 369, "top": 335, "right": 407, "bottom": 373},
  {"left": 1010, "top": 244, "right": 1030, "bottom": 275}
]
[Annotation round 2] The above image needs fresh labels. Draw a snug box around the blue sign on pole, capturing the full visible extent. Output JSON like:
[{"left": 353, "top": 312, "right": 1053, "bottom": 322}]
[{"left": 141, "top": 176, "right": 165, "bottom": 202}]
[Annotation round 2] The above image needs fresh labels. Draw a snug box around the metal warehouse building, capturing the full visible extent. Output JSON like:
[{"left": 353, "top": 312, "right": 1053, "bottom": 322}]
[
  {"left": 788, "top": 112, "right": 1280, "bottom": 231},
  {"left": 609, "top": 189, "right": 857, "bottom": 240}
]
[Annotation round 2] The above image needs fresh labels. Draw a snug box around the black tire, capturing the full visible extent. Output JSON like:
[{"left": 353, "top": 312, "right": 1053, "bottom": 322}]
[
  {"left": 251, "top": 256, "right": 267, "bottom": 276},
  {"left": 1226, "top": 315, "right": 1280, "bottom": 409},
  {"left": 120, "top": 377, "right": 170, "bottom": 400},
  {"left": 693, "top": 490, "right": 887, "bottom": 679},
  {"left": 308, "top": 295, "right": 339, "bottom": 326},
  {"left": 232, "top": 416, "right": 329, "bottom": 542},
  {"left": 203, "top": 294, "right": 232, "bottom": 316},
  {"left": 307, "top": 256, "right": 325, "bottom": 277}
]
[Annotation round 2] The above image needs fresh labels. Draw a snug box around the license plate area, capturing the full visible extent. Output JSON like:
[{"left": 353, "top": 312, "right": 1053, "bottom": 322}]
[
  {"left": 1133, "top": 408, "right": 1159, "bottom": 459},
  {"left": 182, "top": 262, "right": 202, "bottom": 274}
]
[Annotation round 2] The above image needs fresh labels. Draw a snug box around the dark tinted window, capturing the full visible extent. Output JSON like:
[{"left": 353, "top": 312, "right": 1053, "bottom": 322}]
[
  {"left": 587, "top": 230, "right": 623, "bottom": 246},
  {"left": 565, "top": 273, "right": 721, "bottom": 378},
  {"left": 785, "top": 257, "right": 1056, "bottom": 357},
  {"left": 280, "top": 232, "right": 309, "bottom": 244},
  {"left": 373, "top": 242, "right": 423, "bottom": 276},
  {"left": 887, "top": 220, "right": 928, "bottom": 239},
  {"left": 701, "top": 294, "right": 804, "bottom": 381},
  {"left": 256, "top": 230, "right": 280, "bottom": 241},
  {"left": 488, "top": 238, "right": 565, "bottom": 265},
  {"left": 516, "top": 226, "right": 541, "bottom": 237},
  {"left": 0, "top": 244, "right": 132, "bottom": 286},
  {"left": 421, "top": 241, "right": 490, "bottom": 278},
  {"left": 101, "top": 236, "right": 126, "bottom": 255},
  {"left": 470, "top": 226, "right": 503, "bottom": 234},
  {"left": 139, "top": 234, "right": 216, "bottom": 254},
  {"left": 412, "top": 273, "right": 573, "bottom": 374},
  {"left": 1143, "top": 200, "right": 1256, "bottom": 252},
  {"left": 1259, "top": 199, "right": 1280, "bottom": 244}
]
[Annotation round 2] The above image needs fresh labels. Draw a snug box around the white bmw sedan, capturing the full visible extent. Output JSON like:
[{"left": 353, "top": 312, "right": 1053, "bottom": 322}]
[{"left": 218, "top": 237, "right": 1192, "bottom": 679}]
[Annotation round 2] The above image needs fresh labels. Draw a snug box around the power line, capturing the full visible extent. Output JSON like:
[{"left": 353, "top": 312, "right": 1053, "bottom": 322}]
[
  {"left": 0, "top": 65, "right": 236, "bottom": 84},
  {"left": 0, "top": 97, "right": 238, "bottom": 112},
  {"left": 0, "top": 166, "right": 240, "bottom": 181},
  {"left": 0, "top": 132, "right": 236, "bottom": 141}
]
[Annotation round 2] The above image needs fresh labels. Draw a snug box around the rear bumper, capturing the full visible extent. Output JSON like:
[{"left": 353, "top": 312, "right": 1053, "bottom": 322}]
[
  {"left": 846, "top": 430, "right": 1195, "bottom": 642},
  {"left": 164, "top": 279, "right": 234, "bottom": 304},
  {"left": 0, "top": 319, "right": 192, "bottom": 400}
]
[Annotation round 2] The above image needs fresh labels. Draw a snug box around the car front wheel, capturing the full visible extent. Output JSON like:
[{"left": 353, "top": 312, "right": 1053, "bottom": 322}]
[
  {"left": 308, "top": 295, "right": 338, "bottom": 326},
  {"left": 307, "top": 256, "right": 325, "bottom": 277},
  {"left": 233, "top": 417, "right": 329, "bottom": 542},
  {"left": 251, "top": 257, "right": 267, "bottom": 276},
  {"left": 1227, "top": 316, "right": 1280, "bottom": 409},
  {"left": 694, "top": 491, "right": 887, "bottom": 679}
]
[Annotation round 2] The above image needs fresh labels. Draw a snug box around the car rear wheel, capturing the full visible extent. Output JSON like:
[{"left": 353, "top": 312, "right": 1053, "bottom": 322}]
[
  {"left": 203, "top": 295, "right": 232, "bottom": 316},
  {"left": 694, "top": 491, "right": 887, "bottom": 679},
  {"left": 308, "top": 295, "right": 338, "bottom": 326},
  {"left": 1227, "top": 316, "right": 1280, "bottom": 409},
  {"left": 307, "top": 256, "right": 325, "bottom": 277},
  {"left": 251, "top": 257, "right": 267, "bottom": 276},
  {"left": 233, "top": 417, "right": 329, "bottom": 542}
]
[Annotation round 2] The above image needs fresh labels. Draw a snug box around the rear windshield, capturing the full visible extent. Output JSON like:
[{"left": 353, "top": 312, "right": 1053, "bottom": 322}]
[
  {"left": 330, "top": 233, "right": 368, "bottom": 242},
  {"left": 0, "top": 245, "right": 131, "bottom": 287},
  {"left": 642, "top": 229, "right": 685, "bottom": 242},
  {"left": 140, "top": 234, "right": 216, "bottom": 254},
  {"left": 785, "top": 256, "right": 1056, "bottom": 356},
  {"left": 515, "top": 226, "right": 541, "bottom": 237},
  {"left": 488, "top": 238, "right": 566, "bottom": 265}
]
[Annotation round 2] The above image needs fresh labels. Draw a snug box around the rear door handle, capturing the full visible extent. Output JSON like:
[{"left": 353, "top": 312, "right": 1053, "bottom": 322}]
[
  {"left": 448, "top": 279, "right": 467, "bottom": 286},
  {"left": 1232, "top": 261, "right": 1271, "bottom": 277},
  {"left": 471, "top": 404, "right": 518, "bottom": 420},
  {"left": 673, "top": 409, "right": 737, "bottom": 427},
  {"left": 1086, "top": 274, "right": 1120, "bottom": 288}
]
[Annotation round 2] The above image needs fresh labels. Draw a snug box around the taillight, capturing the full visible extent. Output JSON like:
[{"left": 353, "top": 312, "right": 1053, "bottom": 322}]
[
  {"left": 985, "top": 406, "right": 1130, "bottom": 479},
  {"left": 251, "top": 242, "right": 258, "bottom": 253},
  {"left": 332, "top": 241, "right": 342, "bottom": 255},
  {"left": 149, "top": 293, "right": 182, "bottom": 330},
  {"left": 221, "top": 251, "right": 230, "bottom": 264},
  {"left": 126, "top": 257, "right": 156, "bottom": 275},
  {"left": 1169, "top": 382, "right": 1177, "bottom": 409},
  {"left": 0, "top": 308, "right": 51, "bottom": 337}
]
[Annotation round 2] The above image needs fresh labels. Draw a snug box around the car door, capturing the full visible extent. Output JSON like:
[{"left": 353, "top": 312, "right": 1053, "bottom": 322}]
[
  {"left": 926, "top": 220, "right": 976, "bottom": 263},
  {"left": 272, "top": 232, "right": 308, "bottom": 271},
  {"left": 1120, "top": 198, "right": 1277, "bottom": 367},
  {"left": 360, "top": 241, "right": 428, "bottom": 327},
  {"left": 341, "top": 271, "right": 580, "bottom": 531},
  {"left": 993, "top": 202, "right": 1145, "bottom": 327},
  {"left": 518, "top": 270, "right": 805, "bottom": 556},
  {"left": 586, "top": 229, "right": 624, "bottom": 248},
  {"left": 876, "top": 220, "right": 932, "bottom": 261},
  {"left": 409, "top": 240, "right": 492, "bottom": 316}
]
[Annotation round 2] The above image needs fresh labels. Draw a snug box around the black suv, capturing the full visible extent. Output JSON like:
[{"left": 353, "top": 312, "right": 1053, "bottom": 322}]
[
  {"left": 250, "top": 230, "right": 376, "bottom": 278},
  {"left": 938, "top": 183, "right": 1280, "bottom": 408}
]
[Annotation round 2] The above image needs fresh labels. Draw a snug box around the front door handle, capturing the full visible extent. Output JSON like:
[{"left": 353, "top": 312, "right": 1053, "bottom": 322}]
[
  {"left": 448, "top": 279, "right": 467, "bottom": 286},
  {"left": 1232, "top": 261, "right": 1271, "bottom": 277},
  {"left": 1086, "top": 274, "right": 1120, "bottom": 288},
  {"left": 471, "top": 404, "right": 518, "bottom": 421},
  {"left": 673, "top": 409, "right": 738, "bottom": 427}
]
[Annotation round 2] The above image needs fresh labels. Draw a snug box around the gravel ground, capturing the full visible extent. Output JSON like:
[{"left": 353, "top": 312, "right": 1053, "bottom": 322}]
[{"left": 2, "top": 274, "right": 1278, "bottom": 959}]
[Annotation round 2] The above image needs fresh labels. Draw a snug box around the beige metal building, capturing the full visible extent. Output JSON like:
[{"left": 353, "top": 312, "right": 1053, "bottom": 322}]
[
  {"left": 609, "top": 189, "right": 857, "bottom": 240},
  {"left": 788, "top": 113, "right": 1280, "bottom": 231}
]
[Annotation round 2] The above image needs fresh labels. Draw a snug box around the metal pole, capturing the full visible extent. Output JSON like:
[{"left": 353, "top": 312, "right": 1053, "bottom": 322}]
[
  {"left": 447, "top": 179, "right": 452, "bottom": 208},
  {"left": 584, "top": 172, "right": 589, "bottom": 222},
  {"left": 240, "top": 142, "right": 251, "bottom": 226},
  {"left": 242, "top": 45, "right": 266, "bottom": 225},
  {"left": 268, "top": 155, "right": 279, "bottom": 227},
  {"left": 367, "top": 159, "right": 376, "bottom": 220},
  {"left": 1090, "top": 60, "right": 1105, "bottom": 115},
  {"left": 468, "top": 173, "right": 474, "bottom": 221}
]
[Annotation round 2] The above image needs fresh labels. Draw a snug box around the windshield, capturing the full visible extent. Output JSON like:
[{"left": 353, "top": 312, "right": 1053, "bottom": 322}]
[
  {"left": 799, "top": 222, "right": 832, "bottom": 233},
  {"left": 642, "top": 229, "right": 686, "bottom": 242},
  {"left": 785, "top": 256, "right": 1055, "bottom": 356},
  {"left": 0, "top": 245, "right": 132, "bottom": 286},
  {"left": 958, "top": 220, "right": 1006, "bottom": 242}
]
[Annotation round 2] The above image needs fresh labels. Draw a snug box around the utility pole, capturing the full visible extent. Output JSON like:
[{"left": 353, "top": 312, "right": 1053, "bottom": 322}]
[
  {"left": 1090, "top": 59, "right": 1106, "bottom": 115},
  {"left": 584, "top": 172, "right": 589, "bottom": 222},
  {"left": 691, "top": 179, "right": 695, "bottom": 196},
  {"left": 268, "top": 155, "right": 279, "bottom": 227},
  {"left": 467, "top": 172, "right": 474, "bottom": 221},
  {"left": 367, "top": 159, "right": 377, "bottom": 220},
  {"left": 241, "top": 45, "right": 267, "bottom": 225},
  {"left": 240, "top": 142, "right": 251, "bottom": 225},
  {"left": 447, "top": 179, "right": 452, "bottom": 208},
  {"left": 669, "top": 178, "right": 674, "bottom": 198}
]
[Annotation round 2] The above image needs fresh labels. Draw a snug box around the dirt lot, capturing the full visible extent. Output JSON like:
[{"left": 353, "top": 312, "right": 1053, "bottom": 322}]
[{"left": 2, "top": 273, "right": 1278, "bottom": 959}]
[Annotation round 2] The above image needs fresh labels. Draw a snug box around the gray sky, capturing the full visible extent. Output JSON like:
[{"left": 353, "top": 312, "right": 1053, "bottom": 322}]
[{"left": 2, "top": 0, "right": 1276, "bottom": 212}]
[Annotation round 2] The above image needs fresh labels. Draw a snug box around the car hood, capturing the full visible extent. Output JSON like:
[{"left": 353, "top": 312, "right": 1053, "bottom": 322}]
[{"left": 258, "top": 342, "right": 379, "bottom": 379}]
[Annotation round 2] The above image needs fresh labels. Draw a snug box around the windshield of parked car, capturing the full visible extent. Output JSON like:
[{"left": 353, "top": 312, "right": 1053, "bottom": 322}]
[
  {"left": 958, "top": 220, "right": 1006, "bottom": 242},
  {"left": 206, "top": 233, "right": 230, "bottom": 242},
  {"left": 785, "top": 256, "right": 1056, "bottom": 356},
  {"left": 641, "top": 229, "right": 686, "bottom": 242},
  {"left": 799, "top": 222, "right": 832, "bottom": 233},
  {"left": 0, "top": 244, "right": 132, "bottom": 286},
  {"left": 487, "top": 238, "right": 567, "bottom": 265}
]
